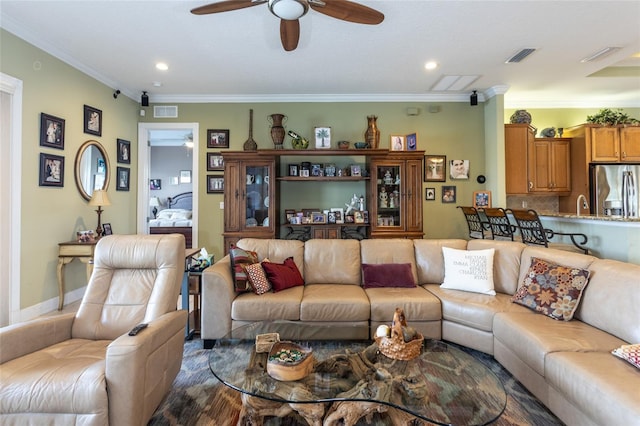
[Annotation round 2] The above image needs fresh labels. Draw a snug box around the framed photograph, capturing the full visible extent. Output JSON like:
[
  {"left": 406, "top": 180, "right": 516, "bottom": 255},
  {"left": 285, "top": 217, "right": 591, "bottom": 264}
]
[
  {"left": 425, "top": 187, "right": 436, "bottom": 201},
  {"left": 207, "top": 174, "right": 224, "bottom": 193},
  {"left": 406, "top": 133, "right": 417, "bottom": 151},
  {"left": 285, "top": 209, "right": 296, "bottom": 222},
  {"left": 350, "top": 164, "right": 361, "bottom": 177},
  {"left": 116, "top": 167, "right": 130, "bottom": 191},
  {"left": 390, "top": 135, "right": 405, "bottom": 151},
  {"left": 327, "top": 211, "right": 337, "bottom": 224},
  {"left": 473, "top": 190, "right": 492, "bottom": 208},
  {"left": 314, "top": 127, "right": 331, "bottom": 149},
  {"left": 207, "top": 129, "right": 229, "bottom": 148},
  {"left": 288, "top": 164, "right": 299, "bottom": 176},
  {"left": 207, "top": 152, "right": 224, "bottom": 171},
  {"left": 300, "top": 169, "right": 310, "bottom": 177},
  {"left": 117, "top": 139, "right": 131, "bottom": 164},
  {"left": 102, "top": 223, "right": 113, "bottom": 236},
  {"left": 450, "top": 159, "right": 470, "bottom": 180},
  {"left": 312, "top": 212, "right": 326, "bottom": 223},
  {"left": 442, "top": 185, "right": 456, "bottom": 203},
  {"left": 40, "top": 113, "right": 65, "bottom": 150},
  {"left": 76, "top": 230, "right": 96, "bottom": 243},
  {"left": 424, "top": 155, "right": 446, "bottom": 182},
  {"left": 39, "top": 153, "right": 64, "bottom": 187},
  {"left": 180, "top": 170, "right": 192, "bottom": 184},
  {"left": 150, "top": 179, "right": 161, "bottom": 190},
  {"left": 83, "top": 105, "right": 102, "bottom": 136},
  {"left": 330, "top": 207, "right": 344, "bottom": 224}
]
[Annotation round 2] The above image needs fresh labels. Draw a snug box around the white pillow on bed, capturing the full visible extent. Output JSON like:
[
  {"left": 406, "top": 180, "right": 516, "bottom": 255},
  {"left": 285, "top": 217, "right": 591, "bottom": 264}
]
[
  {"left": 171, "top": 210, "right": 192, "bottom": 220},
  {"left": 156, "top": 210, "right": 174, "bottom": 220},
  {"left": 440, "top": 247, "right": 496, "bottom": 295}
]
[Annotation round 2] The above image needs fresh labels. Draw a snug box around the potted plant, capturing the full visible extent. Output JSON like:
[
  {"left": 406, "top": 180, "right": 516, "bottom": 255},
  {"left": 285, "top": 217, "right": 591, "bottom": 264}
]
[{"left": 586, "top": 108, "right": 639, "bottom": 126}]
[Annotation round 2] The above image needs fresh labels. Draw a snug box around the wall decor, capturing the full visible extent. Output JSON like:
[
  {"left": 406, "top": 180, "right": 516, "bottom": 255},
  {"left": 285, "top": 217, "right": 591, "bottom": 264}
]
[
  {"left": 40, "top": 113, "right": 65, "bottom": 150},
  {"left": 288, "top": 164, "right": 299, "bottom": 176},
  {"left": 406, "top": 133, "right": 417, "bottom": 151},
  {"left": 425, "top": 187, "right": 436, "bottom": 201},
  {"left": 207, "top": 174, "right": 224, "bottom": 193},
  {"left": 150, "top": 179, "right": 161, "bottom": 190},
  {"left": 442, "top": 185, "right": 456, "bottom": 203},
  {"left": 424, "top": 155, "right": 446, "bottom": 182},
  {"left": 450, "top": 159, "right": 470, "bottom": 180},
  {"left": 117, "top": 139, "right": 130, "bottom": 164},
  {"left": 207, "top": 129, "right": 229, "bottom": 148},
  {"left": 314, "top": 127, "right": 331, "bottom": 149},
  {"left": 390, "top": 135, "right": 405, "bottom": 151},
  {"left": 180, "top": 170, "right": 192, "bottom": 184},
  {"left": 83, "top": 105, "right": 102, "bottom": 136},
  {"left": 39, "top": 153, "right": 64, "bottom": 187},
  {"left": 473, "top": 190, "right": 492, "bottom": 208},
  {"left": 207, "top": 153, "right": 224, "bottom": 171},
  {"left": 102, "top": 223, "right": 113, "bottom": 235},
  {"left": 117, "top": 167, "right": 130, "bottom": 191}
]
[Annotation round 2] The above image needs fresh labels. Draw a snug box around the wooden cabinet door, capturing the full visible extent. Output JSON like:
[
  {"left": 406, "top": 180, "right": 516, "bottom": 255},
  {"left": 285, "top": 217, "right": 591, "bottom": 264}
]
[
  {"left": 404, "top": 158, "right": 423, "bottom": 233},
  {"left": 528, "top": 139, "right": 551, "bottom": 192},
  {"left": 528, "top": 138, "right": 571, "bottom": 193},
  {"left": 505, "top": 124, "right": 534, "bottom": 194},
  {"left": 550, "top": 139, "right": 571, "bottom": 192},
  {"left": 591, "top": 127, "right": 620, "bottom": 161},
  {"left": 223, "top": 160, "right": 241, "bottom": 232},
  {"left": 620, "top": 126, "right": 640, "bottom": 162}
]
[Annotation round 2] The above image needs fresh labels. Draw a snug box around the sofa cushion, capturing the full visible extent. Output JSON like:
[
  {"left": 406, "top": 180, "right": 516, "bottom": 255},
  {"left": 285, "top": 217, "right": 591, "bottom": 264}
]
[
  {"left": 303, "top": 239, "right": 361, "bottom": 285},
  {"left": 413, "top": 239, "right": 468, "bottom": 284},
  {"left": 361, "top": 263, "right": 415, "bottom": 288},
  {"left": 361, "top": 239, "right": 418, "bottom": 283},
  {"left": 300, "top": 284, "right": 369, "bottom": 322},
  {"left": 232, "top": 286, "right": 304, "bottom": 321},
  {"left": 441, "top": 247, "right": 496, "bottom": 295},
  {"left": 229, "top": 246, "right": 258, "bottom": 293},
  {"left": 612, "top": 344, "right": 640, "bottom": 369},
  {"left": 511, "top": 257, "right": 590, "bottom": 321},
  {"left": 467, "top": 239, "right": 526, "bottom": 295},
  {"left": 366, "top": 286, "right": 441, "bottom": 322},
  {"left": 245, "top": 262, "right": 271, "bottom": 295},
  {"left": 262, "top": 257, "right": 304, "bottom": 292}
]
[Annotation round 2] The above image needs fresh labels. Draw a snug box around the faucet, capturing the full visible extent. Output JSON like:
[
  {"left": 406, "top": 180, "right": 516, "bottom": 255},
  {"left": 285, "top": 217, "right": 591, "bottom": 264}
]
[{"left": 576, "top": 194, "right": 589, "bottom": 216}]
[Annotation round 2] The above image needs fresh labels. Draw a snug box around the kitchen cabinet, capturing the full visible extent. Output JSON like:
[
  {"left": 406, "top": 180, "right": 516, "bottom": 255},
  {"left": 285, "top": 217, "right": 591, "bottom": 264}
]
[
  {"left": 505, "top": 124, "right": 535, "bottom": 194},
  {"left": 368, "top": 151, "right": 424, "bottom": 238},
  {"left": 590, "top": 125, "right": 640, "bottom": 162}
]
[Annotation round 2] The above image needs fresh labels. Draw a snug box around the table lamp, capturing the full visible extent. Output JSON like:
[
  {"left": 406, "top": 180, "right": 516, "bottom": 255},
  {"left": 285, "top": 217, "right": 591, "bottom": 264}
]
[
  {"left": 88, "top": 189, "right": 111, "bottom": 238},
  {"left": 150, "top": 197, "right": 160, "bottom": 218}
]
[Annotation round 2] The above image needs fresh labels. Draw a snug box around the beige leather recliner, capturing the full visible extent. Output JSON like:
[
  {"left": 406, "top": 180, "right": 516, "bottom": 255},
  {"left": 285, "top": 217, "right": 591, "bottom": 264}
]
[{"left": 0, "top": 234, "right": 187, "bottom": 425}]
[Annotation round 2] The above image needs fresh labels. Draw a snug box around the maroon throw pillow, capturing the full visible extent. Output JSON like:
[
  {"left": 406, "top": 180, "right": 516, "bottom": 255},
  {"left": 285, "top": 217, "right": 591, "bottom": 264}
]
[
  {"left": 362, "top": 263, "right": 416, "bottom": 289},
  {"left": 262, "top": 257, "right": 304, "bottom": 292}
]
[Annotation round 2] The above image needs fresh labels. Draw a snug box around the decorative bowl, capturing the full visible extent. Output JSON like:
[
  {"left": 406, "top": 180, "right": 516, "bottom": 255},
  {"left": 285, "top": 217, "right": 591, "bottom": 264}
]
[
  {"left": 354, "top": 142, "right": 368, "bottom": 149},
  {"left": 267, "top": 341, "right": 314, "bottom": 381},
  {"left": 337, "top": 140, "right": 350, "bottom": 149}
]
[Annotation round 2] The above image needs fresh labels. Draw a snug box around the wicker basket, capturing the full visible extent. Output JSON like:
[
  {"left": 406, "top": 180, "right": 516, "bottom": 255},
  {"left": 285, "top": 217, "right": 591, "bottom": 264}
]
[
  {"left": 255, "top": 333, "right": 280, "bottom": 353},
  {"left": 375, "top": 308, "right": 424, "bottom": 361}
]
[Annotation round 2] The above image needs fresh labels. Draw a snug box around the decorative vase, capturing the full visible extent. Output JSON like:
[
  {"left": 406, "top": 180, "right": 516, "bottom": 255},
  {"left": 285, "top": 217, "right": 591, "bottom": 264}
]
[
  {"left": 364, "top": 115, "right": 380, "bottom": 149},
  {"left": 243, "top": 109, "right": 258, "bottom": 151},
  {"left": 510, "top": 110, "right": 532, "bottom": 124},
  {"left": 268, "top": 113, "right": 287, "bottom": 150}
]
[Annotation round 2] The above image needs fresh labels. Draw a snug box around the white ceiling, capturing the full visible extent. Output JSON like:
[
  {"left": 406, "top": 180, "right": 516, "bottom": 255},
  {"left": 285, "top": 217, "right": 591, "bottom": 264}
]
[{"left": 1, "top": 0, "right": 640, "bottom": 108}]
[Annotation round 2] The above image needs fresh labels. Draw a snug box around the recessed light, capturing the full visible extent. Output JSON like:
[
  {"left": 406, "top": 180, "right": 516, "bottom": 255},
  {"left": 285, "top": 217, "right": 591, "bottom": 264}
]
[
  {"left": 155, "top": 62, "right": 169, "bottom": 71},
  {"left": 424, "top": 61, "right": 438, "bottom": 71}
]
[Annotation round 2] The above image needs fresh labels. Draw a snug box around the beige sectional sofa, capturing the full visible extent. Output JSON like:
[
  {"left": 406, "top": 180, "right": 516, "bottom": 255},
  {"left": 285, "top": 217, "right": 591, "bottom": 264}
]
[{"left": 202, "top": 238, "right": 640, "bottom": 426}]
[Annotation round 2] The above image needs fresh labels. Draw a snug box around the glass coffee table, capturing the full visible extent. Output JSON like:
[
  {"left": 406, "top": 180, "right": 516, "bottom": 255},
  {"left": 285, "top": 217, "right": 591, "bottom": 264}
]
[{"left": 209, "top": 321, "right": 506, "bottom": 425}]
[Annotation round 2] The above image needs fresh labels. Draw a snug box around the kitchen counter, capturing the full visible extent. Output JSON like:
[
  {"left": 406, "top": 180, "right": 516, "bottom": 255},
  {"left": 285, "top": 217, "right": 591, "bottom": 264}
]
[{"left": 539, "top": 212, "right": 640, "bottom": 223}]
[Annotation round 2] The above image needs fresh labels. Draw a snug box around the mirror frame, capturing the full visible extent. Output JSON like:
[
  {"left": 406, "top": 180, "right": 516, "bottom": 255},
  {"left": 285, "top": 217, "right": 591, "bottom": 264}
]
[{"left": 74, "top": 140, "right": 110, "bottom": 201}]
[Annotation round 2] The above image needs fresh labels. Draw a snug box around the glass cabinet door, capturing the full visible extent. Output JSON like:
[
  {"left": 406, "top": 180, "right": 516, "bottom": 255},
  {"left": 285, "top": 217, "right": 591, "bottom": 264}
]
[
  {"left": 243, "top": 164, "right": 271, "bottom": 229},
  {"left": 376, "top": 165, "right": 402, "bottom": 228}
]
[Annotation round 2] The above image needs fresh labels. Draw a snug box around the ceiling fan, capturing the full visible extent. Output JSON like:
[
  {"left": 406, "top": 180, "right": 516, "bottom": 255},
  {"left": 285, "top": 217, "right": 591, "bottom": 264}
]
[{"left": 191, "top": 0, "right": 384, "bottom": 51}]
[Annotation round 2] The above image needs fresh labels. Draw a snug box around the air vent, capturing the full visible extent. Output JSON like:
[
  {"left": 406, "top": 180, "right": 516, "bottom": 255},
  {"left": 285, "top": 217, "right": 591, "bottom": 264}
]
[
  {"left": 153, "top": 106, "right": 178, "bottom": 118},
  {"left": 580, "top": 47, "right": 621, "bottom": 63},
  {"left": 505, "top": 48, "right": 536, "bottom": 63}
]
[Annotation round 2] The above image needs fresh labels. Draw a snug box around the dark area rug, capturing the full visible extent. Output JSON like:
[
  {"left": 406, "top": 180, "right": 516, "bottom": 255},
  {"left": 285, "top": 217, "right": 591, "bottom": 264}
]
[{"left": 148, "top": 338, "right": 564, "bottom": 426}]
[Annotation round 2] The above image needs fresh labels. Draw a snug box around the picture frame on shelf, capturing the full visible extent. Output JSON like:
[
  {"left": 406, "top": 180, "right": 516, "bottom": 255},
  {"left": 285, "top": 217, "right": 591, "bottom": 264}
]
[
  {"left": 449, "top": 159, "right": 470, "bottom": 180},
  {"left": 207, "top": 174, "right": 224, "bottom": 193},
  {"left": 350, "top": 164, "right": 361, "bottom": 177},
  {"left": 83, "top": 104, "right": 102, "bottom": 136},
  {"left": 327, "top": 211, "right": 337, "bottom": 224},
  {"left": 285, "top": 209, "right": 296, "bottom": 223},
  {"left": 117, "top": 138, "right": 130, "bottom": 164},
  {"left": 330, "top": 207, "right": 344, "bottom": 224},
  {"left": 207, "top": 153, "right": 224, "bottom": 171},
  {"left": 311, "top": 212, "right": 326, "bottom": 223},
  {"left": 425, "top": 187, "right": 436, "bottom": 201},
  {"left": 116, "top": 167, "right": 130, "bottom": 191},
  {"left": 288, "top": 164, "right": 299, "bottom": 176},
  {"left": 390, "top": 135, "right": 405, "bottom": 151},
  {"left": 406, "top": 133, "right": 417, "bottom": 151},
  {"left": 314, "top": 127, "right": 331, "bottom": 149},
  {"left": 207, "top": 129, "right": 229, "bottom": 148},
  {"left": 473, "top": 190, "right": 492, "bottom": 208},
  {"left": 102, "top": 223, "right": 113, "bottom": 236},
  {"left": 40, "top": 113, "right": 65, "bottom": 150},
  {"left": 424, "top": 155, "right": 446, "bottom": 182},
  {"left": 39, "top": 153, "right": 64, "bottom": 187},
  {"left": 442, "top": 185, "right": 456, "bottom": 203}
]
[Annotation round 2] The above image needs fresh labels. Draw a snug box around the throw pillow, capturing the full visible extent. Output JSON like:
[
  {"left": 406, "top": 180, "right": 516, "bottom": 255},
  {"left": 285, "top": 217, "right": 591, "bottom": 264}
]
[
  {"left": 511, "top": 257, "right": 591, "bottom": 321},
  {"left": 612, "top": 344, "right": 640, "bottom": 369},
  {"left": 440, "top": 247, "right": 496, "bottom": 295},
  {"left": 246, "top": 260, "right": 271, "bottom": 295},
  {"left": 261, "top": 257, "right": 304, "bottom": 292},
  {"left": 361, "top": 263, "right": 416, "bottom": 289},
  {"left": 229, "top": 246, "right": 259, "bottom": 293}
]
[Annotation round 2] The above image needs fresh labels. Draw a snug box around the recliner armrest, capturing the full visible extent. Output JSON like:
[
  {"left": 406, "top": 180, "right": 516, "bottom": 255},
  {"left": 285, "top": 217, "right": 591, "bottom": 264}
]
[{"left": 0, "top": 313, "right": 74, "bottom": 364}]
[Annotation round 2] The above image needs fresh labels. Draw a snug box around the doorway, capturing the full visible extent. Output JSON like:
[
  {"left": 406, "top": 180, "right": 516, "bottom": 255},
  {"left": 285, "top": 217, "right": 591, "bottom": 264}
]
[{"left": 137, "top": 123, "right": 199, "bottom": 248}]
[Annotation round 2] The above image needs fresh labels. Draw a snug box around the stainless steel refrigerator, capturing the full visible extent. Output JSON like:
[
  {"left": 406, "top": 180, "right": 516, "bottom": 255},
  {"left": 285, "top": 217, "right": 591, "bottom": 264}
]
[{"left": 590, "top": 163, "right": 640, "bottom": 218}]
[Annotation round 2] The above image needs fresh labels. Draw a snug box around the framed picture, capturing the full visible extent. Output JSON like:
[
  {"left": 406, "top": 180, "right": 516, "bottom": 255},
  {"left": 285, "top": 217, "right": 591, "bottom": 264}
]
[
  {"left": 390, "top": 135, "right": 405, "bottom": 151},
  {"left": 473, "top": 190, "right": 492, "bottom": 208},
  {"left": 331, "top": 207, "right": 344, "bottom": 224},
  {"left": 207, "top": 152, "right": 224, "bottom": 171},
  {"left": 350, "top": 164, "right": 361, "bottom": 177},
  {"left": 314, "top": 127, "right": 331, "bottom": 149},
  {"left": 40, "top": 113, "right": 65, "bottom": 150},
  {"left": 116, "top": 167, "right": 130, "bottom": 191},
  {"left": 425, "top": 187, "right": 436, "bottom": 201},
  {"left": 442, "top": 185, "right": 456, "bottom": 203},
  {"left": 102, "top": 223, "right": 113, "bottom": 236},
  {"left": 406, "top": 133, "right": 417, "bottom": 151},
  {"left": 83, "top": 105, "right": 102, "bottom": 136},
  {"left": 150, "top": 179, "right": 161, "bottom": 190},
  {"left": 39, "top": 153, "right": 64, "bottom": 187},
  {"left": 180, "top": 170, "right": 192, "bottom": 184},
  {"left": 424, "top": 155, "right": 446, "bottom": 182},
  {"left": 288, "top": 164, "right": 299, "bottom": 176},
  {"left": 207, "top": 129, "right": 229, "bottom": 148},
  {"left": 312, "top": 212, "right": 326, "bottom": 223},
  {"left": 207, "top": 174, "right": 224, "bottom": 193},
  {"left": 285, "top": 209, "right": 296, "bottom": 223},
  {"left": 450, "top": 159, "right": 470, "bottom": 180},
  {"left": 117, "top": 139, "right": 130, "bottom": 164}
]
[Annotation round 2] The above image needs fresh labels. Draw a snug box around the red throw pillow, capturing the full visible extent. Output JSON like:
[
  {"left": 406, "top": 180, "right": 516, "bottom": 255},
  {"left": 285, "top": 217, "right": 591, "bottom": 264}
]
[
  {"left": 262, "top": 257, "right": 304, "bottom": 292},
  {"left": 361, "top": 263, "right": 416, "bottom": 289}
]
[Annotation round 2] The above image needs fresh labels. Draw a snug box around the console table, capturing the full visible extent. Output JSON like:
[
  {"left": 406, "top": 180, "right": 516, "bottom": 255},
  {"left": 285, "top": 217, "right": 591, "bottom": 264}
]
[{"left": 57, "top": 240, "right": 97, "bottom": 310}]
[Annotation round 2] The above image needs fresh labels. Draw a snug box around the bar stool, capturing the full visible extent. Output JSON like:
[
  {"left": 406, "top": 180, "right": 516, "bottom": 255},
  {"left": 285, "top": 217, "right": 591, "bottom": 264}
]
[
  {"left": 481, "top": 207, "right": 516, "bottom": 241},
  {"left": 457, "top": 206, "right": 490, "bottom": 239}
]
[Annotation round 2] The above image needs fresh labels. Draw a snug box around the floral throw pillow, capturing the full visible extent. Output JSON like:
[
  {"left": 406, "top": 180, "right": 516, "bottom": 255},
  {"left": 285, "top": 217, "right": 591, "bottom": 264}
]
[
  {"left": 612, "top": 344, "right": 640, "bottom": 369},
  {"left": 229, "top": 246, "right": 259, "bottom": 293},
  {"left": 511, "top": 257, "right": 591, "bottom": 321}
]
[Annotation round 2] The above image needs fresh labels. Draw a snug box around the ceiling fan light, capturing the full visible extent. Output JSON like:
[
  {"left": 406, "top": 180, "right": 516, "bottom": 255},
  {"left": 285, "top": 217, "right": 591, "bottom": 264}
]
[{"left": 269, "top": 0, "right": 308, "bottom": 20}]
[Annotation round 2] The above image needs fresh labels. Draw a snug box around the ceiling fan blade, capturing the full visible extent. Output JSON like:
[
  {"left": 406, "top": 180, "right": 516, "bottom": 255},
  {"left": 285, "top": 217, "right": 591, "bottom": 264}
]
[
  {"left": 191, "top": 0, "right": 266, "bottom": 15},
  {"left": 280, "top": 19, "right": 300, "bottom": 51},
  {"left": 310, "top": 0, "right": 384, "bottom": 25}
]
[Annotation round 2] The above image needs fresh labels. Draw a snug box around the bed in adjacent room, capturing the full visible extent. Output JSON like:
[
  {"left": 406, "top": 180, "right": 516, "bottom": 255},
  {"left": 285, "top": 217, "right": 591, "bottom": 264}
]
[{"left": 149, "top": 191, "right": 193, "bottom": 248}]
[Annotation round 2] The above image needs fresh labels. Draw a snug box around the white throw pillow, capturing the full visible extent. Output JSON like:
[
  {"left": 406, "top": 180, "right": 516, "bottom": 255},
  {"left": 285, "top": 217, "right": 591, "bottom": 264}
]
[{"left": 440, "top": 247, "right": 496, "bottom": 295}]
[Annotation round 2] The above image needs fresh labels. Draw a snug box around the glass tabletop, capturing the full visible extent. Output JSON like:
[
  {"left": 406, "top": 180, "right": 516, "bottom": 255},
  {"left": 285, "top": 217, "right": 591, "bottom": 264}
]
[{"left": 209, "top": 321, "right": 506, "bottom": 426}]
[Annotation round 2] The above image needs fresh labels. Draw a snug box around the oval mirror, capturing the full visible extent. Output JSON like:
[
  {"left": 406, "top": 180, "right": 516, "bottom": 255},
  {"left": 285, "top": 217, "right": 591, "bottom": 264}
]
[{"left": 74, "top": 140, "right": 110, "bottom": 201}]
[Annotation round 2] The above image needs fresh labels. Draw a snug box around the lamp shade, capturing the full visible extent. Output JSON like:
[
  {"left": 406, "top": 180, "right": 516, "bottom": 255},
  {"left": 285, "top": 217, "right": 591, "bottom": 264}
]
[
  {"left": 149, "top": 197, "right": 160, "bottom": 207},
  {"left": 89, "top": 189, "right": 111, "bottom": 207},
  {"left": 269, "top": 0, "right": 308, "bottom": 20}
]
